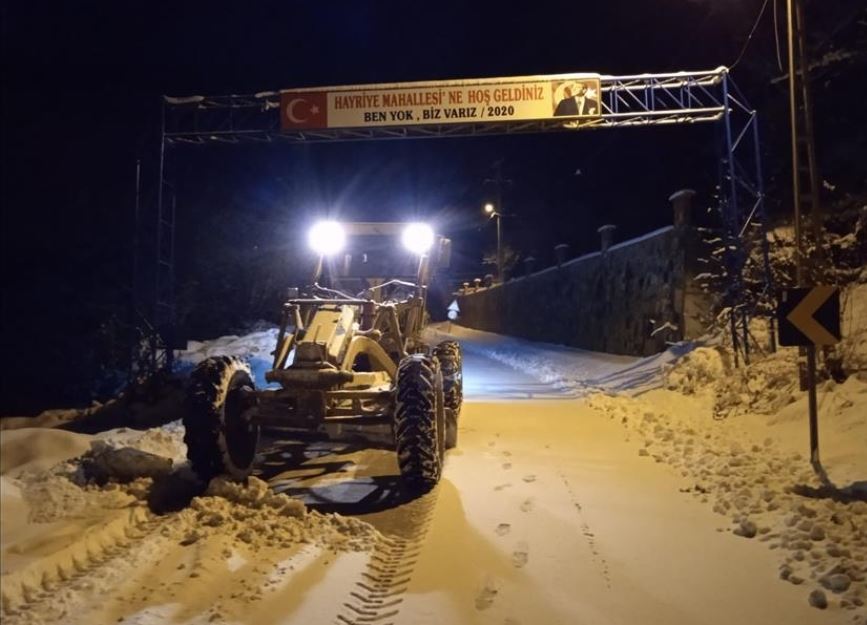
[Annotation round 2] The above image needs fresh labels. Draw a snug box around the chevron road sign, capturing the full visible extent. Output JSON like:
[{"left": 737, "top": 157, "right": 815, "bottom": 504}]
[
  {"left": 777, "top": 286, "right": 841, "bottom": 347},
  {"left": 777, "top": 286, "right": 841, "bottom": 467}
]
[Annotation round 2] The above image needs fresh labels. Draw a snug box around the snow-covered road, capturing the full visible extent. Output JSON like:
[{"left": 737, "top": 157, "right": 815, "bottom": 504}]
[
  {"left": 2, "top": 325, "right": 864, "bottom": 624},
  {"left": 251, "top": 345, "right": 841, "bottom": 625}
]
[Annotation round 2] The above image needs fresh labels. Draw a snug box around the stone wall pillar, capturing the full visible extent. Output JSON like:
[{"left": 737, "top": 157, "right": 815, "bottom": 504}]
[
  {"left": 554, "top": 244, "right": 570, "bottom": 267},
  {"left": 669, "top": 189, "right": 696, "bottom": 227},
  {"left": 597, "top": 224, "right": 617, "bottom": 252}
]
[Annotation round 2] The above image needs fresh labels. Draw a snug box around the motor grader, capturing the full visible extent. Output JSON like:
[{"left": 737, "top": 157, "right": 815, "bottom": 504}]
[{"left": 182, "top": 221, "right": 462, "bottom": 491}]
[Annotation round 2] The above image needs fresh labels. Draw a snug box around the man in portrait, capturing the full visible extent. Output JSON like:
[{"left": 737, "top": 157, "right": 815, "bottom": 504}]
[{"left": 554, "top": 81, "right": 599, "bottom": 117}]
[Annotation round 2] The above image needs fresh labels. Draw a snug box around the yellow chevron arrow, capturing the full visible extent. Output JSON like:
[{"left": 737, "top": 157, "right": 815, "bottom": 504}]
[{"left": 786, "top": 286, "right": 838, "bottom": 346}]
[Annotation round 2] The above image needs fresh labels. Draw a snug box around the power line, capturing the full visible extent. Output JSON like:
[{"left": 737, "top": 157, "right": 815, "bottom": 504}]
[
  {"left": 731, "top": 0, "right": 772, "bottom": 70},
  {"left": 773, "top": 0, "right": 785, "bottom": 72}
]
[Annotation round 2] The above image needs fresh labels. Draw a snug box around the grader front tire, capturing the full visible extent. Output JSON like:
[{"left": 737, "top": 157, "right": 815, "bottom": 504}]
[
  {"left": 393, "top": 354, "right": 445, "bottom": 491},
  {"left": 183, "top": 356, "right": 259, "bottom": 482}
]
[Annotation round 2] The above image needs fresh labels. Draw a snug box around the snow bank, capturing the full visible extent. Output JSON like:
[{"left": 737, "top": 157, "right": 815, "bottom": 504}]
[
  {"left": 0, "top": 428, "right": 93, "bottom": 476},
  {"left": 176, "top": 327, "right": 279, "bottom": 366},
  {"left": 176, "top": 326, "right": 282, "bottom": 389},
  {"left": 587, "top": 389, "right": 867, "bottom": 616},
  {"left": 431, "top": 323, "right": 693, "bottom": 396}
]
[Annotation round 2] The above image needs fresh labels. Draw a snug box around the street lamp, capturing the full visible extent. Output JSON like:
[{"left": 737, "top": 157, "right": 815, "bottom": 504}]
[{"left": 483, "top": 203, "right": 503, "bottom": 283}]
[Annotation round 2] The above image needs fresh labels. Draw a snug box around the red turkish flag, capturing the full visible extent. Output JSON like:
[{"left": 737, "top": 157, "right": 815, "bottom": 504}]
[{"left": 280, "top": 91, "right": 328, "bottom": 130}]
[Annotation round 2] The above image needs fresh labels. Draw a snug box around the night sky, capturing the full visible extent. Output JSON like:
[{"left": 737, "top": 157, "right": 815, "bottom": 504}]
[{"left": 1, "top": 1, "right": 861, "bottom": 413}]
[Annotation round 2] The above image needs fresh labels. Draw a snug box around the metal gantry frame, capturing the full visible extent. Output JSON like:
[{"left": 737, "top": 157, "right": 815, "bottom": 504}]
[{"left": 150, "top": 66, "right": 772, "bottom": 368}]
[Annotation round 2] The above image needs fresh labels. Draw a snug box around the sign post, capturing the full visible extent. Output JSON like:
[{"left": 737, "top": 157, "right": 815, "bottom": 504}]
[
  {"left": 447, "top": 300, "right": 460, "bottom": 333},
  {"left": 777, "top": 286, "right": 841, "bottom": 466}
]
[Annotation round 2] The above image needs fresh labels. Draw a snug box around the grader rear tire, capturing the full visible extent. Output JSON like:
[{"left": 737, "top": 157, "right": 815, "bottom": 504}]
[
  {"left": 434, "top": 340, "right": 463, "bottom": 449},
  {"left": 183, "top": 356, "right": 259, "bottom": 482}
]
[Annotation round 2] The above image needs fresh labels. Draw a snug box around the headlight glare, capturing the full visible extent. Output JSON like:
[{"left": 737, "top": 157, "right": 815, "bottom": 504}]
[
  {"left": 401, "top": 223, "right": 435, "bottom": 255},
  {"left": 308, "top": 221, "right": 345, "bottom": 256}
]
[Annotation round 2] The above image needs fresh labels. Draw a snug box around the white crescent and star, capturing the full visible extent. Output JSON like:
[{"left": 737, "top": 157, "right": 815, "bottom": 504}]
[{"left": 286, "top": 98, "right": 320, "bottom": 124}]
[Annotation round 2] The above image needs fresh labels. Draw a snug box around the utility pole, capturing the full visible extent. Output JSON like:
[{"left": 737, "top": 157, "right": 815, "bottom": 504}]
[
  {"left": 795, "top": 0, "right": 823, "bottom": 272},
  {"left": 484, "top": 160, "right": 512, "bottom": 283},
  {"left": 496, "top": 209, "right": 502, "bottom": 284},
  {"left": 786, "top": 0, "right": 823, "bottom": 468},
  {"left": 130, "top": 159, "right": 141, "bottom": 382},
  {"left": 787, "top": 0, "right": 803, "bottom": 285}
]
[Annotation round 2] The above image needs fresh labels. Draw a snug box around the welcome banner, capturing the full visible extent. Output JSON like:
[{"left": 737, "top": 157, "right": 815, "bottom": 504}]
[{"left": 280, "top": 74, "right": 601, "bottom": 130}]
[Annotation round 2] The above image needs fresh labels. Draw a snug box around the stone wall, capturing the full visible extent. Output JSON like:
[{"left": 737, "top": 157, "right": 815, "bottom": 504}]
[{"left": 455, "top": 192, "right": 711, "bottom": 356}]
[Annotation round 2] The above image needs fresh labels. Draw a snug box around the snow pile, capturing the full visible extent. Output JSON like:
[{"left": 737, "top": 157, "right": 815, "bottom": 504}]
[
  {"left": 3, "top": 427, "right": 185, "bottom": 525},
  {"left": 17, "top": 422, "right": 191, "bottom": 485},
  {"left": 16, "top": 470, "right": 138, "bottom": 524},
  {"left": 664, "top": 346, "right": 728, "bottom": 394},
  {"left": 664, "top": 283, "right": 867, "bottom": 420},
  {"left": 87, "top": 421, "right": 188, "bottom": 475},
  {"left": 175, "top": 476, "right": 379, "bottom": 553},
  {"left": 92, "top": 422, "right": 187, "bottom": 461},
  {"left": 10, "top": 467, "right": 378, "bottom": 556},
  {"left": 588, "top": 391, "right": 867, "bottom": 616},
  {"left": 7, "top": 431, "right": 378, "bottom": 555},
  {"left": 85, "top": 445, "right": 174, "bottom": 483},
  {"left": 667, "top": 346, "right": 802, "bottom": 418},
  {"left": 1, "top": 424, "right": 381, "bottom": 617}
]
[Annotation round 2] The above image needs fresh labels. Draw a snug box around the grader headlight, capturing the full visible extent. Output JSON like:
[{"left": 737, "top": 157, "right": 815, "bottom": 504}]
[
  {"left": 308, "top": 221, "right": 346, "bottom": 256},
  {"left": 401, "top": 223, "right": 434, "bottom": 255}
]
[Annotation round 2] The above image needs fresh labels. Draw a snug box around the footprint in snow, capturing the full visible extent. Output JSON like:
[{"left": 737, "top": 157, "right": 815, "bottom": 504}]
[
  {"left": 495, "top": 523, "right": 511, "bottom": 536},
  {"left": 522, "top": 474, "right": 536, "bottom": 483},
  {"left": 520, "top": 498, "right": 535, "bottom": 512},
  {"left": 475, "top": 577, "right": 499, "bottom": 610},
  {"left": 512, "top": 541, "right": 529, "bottom": 568}
]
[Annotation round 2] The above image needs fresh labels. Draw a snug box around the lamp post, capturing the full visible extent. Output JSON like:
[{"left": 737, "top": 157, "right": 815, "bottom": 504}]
[{"left": 484, "top": 202, "right": 503, "bottom": 283}]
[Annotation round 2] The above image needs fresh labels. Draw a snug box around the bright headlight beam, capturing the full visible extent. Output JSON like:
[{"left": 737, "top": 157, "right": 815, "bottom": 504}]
[
  {"left": 308, "top": 221, "right": 346, "bottom": 256},
  {"left": 402, "top": 223, "right": 435, "bottom": 255}
]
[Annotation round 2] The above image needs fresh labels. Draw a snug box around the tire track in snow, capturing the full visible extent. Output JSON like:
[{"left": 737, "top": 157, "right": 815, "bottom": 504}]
[
  {"left": 1, "top": 505, "right": 167, "bottom": 624},
  {"left": 335, "top": 488, "right": 439, "bottom": 625}
]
